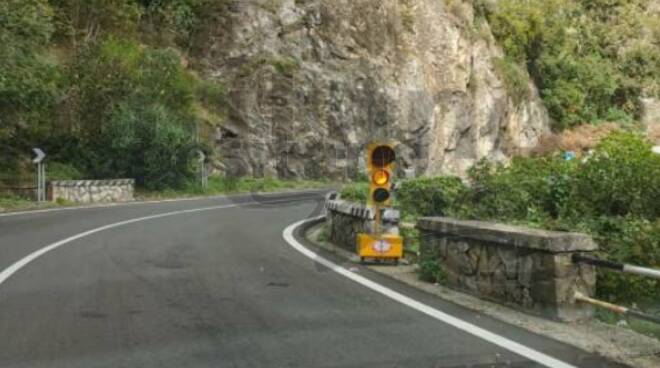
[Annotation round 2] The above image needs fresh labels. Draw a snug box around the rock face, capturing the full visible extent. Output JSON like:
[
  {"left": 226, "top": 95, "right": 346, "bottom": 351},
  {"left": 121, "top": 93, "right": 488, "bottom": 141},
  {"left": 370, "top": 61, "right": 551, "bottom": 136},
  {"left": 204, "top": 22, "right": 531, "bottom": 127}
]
[{"left": 197, "top": 0, "right": 550, "bottom": 179}]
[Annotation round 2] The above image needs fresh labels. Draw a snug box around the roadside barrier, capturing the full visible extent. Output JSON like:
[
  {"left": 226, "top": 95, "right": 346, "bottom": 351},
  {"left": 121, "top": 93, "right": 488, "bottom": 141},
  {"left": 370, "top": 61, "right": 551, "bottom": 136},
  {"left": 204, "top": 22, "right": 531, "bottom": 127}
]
[
  {"left": 572, "top": 254, "right": 660, "bottom": 324},
  {"left": 574, "top": 292, "right": 660, "bottom": 324},
  {"left": 572, "top": 254, "right": 660, "bottom": 280}
]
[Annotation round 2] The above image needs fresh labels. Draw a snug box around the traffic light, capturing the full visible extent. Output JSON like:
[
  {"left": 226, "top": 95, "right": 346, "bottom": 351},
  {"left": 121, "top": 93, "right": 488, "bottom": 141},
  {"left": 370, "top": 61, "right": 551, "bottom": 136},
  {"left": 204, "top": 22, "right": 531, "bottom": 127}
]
[
  {"left": 368, "top": 143, "right": 396, "bottom": 207},
  {"left": 357, "top": 142, "right": 402, "bottom": 264}
]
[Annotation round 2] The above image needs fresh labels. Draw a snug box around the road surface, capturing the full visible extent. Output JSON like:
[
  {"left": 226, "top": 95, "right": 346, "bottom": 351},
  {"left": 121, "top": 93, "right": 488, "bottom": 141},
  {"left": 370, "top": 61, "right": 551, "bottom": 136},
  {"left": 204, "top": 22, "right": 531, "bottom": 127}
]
[{"left": 0, "top": 191, "right": 626, "bottom": 368}]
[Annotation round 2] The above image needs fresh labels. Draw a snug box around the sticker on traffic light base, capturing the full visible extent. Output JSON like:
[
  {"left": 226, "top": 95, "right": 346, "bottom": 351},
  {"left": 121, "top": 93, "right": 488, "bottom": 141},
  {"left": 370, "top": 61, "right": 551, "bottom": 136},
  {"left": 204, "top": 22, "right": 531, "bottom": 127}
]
[{"left": 357, "top": 233, "right": 403, "bottom": 263}]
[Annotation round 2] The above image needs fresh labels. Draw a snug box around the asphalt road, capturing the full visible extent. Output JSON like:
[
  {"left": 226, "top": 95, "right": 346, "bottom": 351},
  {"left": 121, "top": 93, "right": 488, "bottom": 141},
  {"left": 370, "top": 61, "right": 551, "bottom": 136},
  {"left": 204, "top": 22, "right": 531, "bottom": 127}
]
[{"left": 0, "top": 190, "right": 626, "bottom": 368}]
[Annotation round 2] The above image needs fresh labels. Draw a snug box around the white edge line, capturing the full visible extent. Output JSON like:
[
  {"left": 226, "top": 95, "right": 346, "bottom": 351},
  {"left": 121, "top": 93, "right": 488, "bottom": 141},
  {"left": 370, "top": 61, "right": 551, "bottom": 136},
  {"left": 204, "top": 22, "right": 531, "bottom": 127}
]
[
  {"left": 0, "top": 189, "right": 328, "bottom": 218},
  {"left": 0, "top": 196, "right": 309, "bottom": 287},
  {"left": 282, "top": 216, "right": 578, "bottom": 368}
]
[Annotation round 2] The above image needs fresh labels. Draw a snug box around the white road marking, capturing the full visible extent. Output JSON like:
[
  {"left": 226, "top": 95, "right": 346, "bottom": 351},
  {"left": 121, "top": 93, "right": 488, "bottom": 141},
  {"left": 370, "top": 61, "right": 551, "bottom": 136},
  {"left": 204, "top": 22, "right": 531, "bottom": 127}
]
[
  {"left": 282, "top": 217, "right": 578, "bottom": 368},
  {"left": 0, "top": 196, "right": 314, "bottom": 288}
]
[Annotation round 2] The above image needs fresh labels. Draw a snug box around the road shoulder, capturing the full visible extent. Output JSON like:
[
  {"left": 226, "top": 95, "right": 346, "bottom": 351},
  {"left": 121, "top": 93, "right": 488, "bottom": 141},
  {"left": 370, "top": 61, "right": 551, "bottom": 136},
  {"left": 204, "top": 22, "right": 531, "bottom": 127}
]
[{"left": 304, "top": 221, "right": 660, "bottom": 368}]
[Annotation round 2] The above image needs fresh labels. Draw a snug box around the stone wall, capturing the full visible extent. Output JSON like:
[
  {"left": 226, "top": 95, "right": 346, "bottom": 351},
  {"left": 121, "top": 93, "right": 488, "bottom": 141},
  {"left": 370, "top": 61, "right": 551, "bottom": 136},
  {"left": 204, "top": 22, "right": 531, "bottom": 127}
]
[
  {"left": 325, "top": 199, "right": 398, "bottom": 251},
  {"left": 49, "top": 179, "right": 135, "bottom": 204},
  {"left": 418, "top": 217, "right": 598, "bottom": 321}
]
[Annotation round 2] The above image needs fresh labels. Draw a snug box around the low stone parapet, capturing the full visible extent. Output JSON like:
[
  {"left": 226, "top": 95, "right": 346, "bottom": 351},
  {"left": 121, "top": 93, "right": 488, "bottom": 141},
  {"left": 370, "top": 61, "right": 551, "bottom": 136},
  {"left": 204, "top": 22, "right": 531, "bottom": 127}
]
[
  {"left": 49, "top": 179, "right": 135, "bottom": 203},
  {"left": 418, "top": 217, "right": 598, "bottom": 321},
  {"left": 325, "top": 199, "right": 399, "bottom": 251},
  {"left": 326, "top": 199, "right": 375, "bottom": 251}
]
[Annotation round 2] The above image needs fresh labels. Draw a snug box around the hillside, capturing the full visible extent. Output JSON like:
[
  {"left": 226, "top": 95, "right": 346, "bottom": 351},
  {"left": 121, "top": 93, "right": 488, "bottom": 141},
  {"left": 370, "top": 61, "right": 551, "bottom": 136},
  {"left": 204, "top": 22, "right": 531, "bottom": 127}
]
[{"left": 1, "top": 0, "right": 658, "bottom": 189}]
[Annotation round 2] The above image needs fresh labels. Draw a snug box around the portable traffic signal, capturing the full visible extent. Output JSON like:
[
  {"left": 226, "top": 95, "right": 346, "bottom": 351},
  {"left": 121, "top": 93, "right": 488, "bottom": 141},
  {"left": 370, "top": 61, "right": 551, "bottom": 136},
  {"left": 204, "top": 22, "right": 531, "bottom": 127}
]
[
  {"left": 367, "top": 143, "right": 396, "bottom": 207},
  {"left": 357, "top": 142, "right": 402, "bottom": 264}
]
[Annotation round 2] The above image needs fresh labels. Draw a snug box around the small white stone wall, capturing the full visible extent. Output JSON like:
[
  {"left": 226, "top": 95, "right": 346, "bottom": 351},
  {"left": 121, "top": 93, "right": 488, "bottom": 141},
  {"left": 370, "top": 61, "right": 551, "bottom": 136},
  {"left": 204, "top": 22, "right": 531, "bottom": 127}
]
[{"left": 49, "top": 179, "right": 135, "bottom": 203}]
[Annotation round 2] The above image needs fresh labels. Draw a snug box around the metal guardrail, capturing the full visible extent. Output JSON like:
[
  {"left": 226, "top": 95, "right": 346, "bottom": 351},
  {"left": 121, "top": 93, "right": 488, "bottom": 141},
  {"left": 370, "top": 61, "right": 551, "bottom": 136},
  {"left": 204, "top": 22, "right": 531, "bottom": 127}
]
[
  {"left": 572, "top": 254, "right": 660, "bottom": 324},
  {"left": 572, "top": 254, "right": 660, "bottom": 280},
  {"left": 574, "top": 292, "right": 660, "bottom": 325}
]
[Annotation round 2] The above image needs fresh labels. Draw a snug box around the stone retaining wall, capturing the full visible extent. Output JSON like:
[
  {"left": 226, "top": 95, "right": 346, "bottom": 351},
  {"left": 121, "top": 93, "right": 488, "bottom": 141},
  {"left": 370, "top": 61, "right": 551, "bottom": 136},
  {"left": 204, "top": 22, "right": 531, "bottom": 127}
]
[
  {"left": 49, "top": 179, "right": 135, "bottom": 203},
  {"left": 418, "top": 217, "right": 598, "bottom": 321},
  {"left": 325, "top": 199, "right": 399, "bottom": 251}
]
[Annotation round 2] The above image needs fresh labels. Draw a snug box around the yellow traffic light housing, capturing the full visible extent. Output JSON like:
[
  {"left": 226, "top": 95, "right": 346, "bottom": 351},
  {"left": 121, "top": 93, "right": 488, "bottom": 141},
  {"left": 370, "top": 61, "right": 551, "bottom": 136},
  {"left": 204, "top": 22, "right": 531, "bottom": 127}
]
[
  {"left": 357, "top": 142, "right": 402, "bottom": 264},
  {"left": 368, "top": 143, "right": 396, "bottom": 207}
]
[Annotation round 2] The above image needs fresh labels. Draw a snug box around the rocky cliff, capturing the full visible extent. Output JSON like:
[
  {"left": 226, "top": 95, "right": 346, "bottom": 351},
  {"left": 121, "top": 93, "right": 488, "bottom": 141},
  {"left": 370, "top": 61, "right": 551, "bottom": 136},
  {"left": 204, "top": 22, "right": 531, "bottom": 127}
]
[{"left": 196, "top": 0, "right": 550, "bottom": 179}]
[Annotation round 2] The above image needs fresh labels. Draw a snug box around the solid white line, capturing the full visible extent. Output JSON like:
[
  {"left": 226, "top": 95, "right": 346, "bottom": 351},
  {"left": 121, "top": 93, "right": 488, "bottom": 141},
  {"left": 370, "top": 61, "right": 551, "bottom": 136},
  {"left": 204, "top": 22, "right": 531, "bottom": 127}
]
[
  {"left": 282, "top": 217, "right": 578, "bottom": 368},
  {"left": 0, "top": 196, "right": 313, "bottom": 288}
]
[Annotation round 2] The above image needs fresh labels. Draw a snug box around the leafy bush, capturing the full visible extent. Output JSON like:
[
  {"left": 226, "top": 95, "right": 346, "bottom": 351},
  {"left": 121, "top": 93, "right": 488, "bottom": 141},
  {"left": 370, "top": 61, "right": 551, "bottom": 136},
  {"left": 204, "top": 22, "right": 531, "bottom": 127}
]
[
  {"left": 92, "top": 103, "right": 197, "bottom": 190},
  {"left": 62, "top": 37, "right": 203, "bottom": 189},
  {"left": 482, "top": 0, "right": 658, "bottom": 129},
  {"left": 396, "top": 176, "right": 466, "bottom": 218},
  {"left": 587, "top": 217, "right": 659, "bottom": 303},
  {"left": 47, "top": 162, "right": 85, "bottom": 180},
  {"left": 340, "top": 182, "right": 369, "bottom": 203},
  {"left": 0, "top": 0, "right": 60, "bottom": 141},
  {"left": 465, "top": 156, "right": 577, "bottom": 224},
  {"left": 50, "top": 0, "right": 141, "bottom": 41},
  {"left": 493, "top": 57, "right": 530, "bottom": 104},
  {"left": 404, "top": 131, "right": 659, "bottom": 304},
  {"left": 2, "top": 2, "right": 230, "bottom": 192},
  {"left": 418, "top": 259, "right": 446, "bottom": 284},
  {"left": 566, "top": 131, "right": 660, "bottom": 219}
]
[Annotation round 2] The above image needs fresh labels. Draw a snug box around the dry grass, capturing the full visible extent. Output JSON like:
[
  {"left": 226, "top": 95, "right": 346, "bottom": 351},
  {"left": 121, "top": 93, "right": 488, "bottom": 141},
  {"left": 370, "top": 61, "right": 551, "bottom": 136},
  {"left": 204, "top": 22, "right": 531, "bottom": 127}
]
[
  {"left": 532, "top": 123, "right": 620, "bottom": 156},
  {"left": 647, "top": 124, "right": 660, "bottom": 144}
]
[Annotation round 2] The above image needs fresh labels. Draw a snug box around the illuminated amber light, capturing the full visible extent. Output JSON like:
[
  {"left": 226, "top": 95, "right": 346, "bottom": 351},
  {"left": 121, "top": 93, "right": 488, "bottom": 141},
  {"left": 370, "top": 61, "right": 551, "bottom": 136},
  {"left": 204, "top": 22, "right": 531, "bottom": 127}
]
[{"left": 372, "top": 170, "right": 389, "bottom": 186}]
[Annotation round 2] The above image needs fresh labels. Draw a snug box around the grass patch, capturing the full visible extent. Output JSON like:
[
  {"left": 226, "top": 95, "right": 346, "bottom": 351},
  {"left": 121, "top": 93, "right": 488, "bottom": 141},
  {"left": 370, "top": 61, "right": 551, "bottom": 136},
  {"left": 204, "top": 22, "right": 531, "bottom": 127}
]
[
  {"left": 339, "top": 181, "right": 369, "bottom": 203},
  {"left": 493, "top": 57, "right": 530, "bottom": 104},
  {"left": 137, "top": 176, "right": 331, "bottom": 200},
  {"left": 317, "top": 224, "right": 330, "bottom": 242},
  {"left": 0, "top": 177, "right": 331, "bottom": 214},
  {"left": 595, "top": 308, "right": 660, "bottom": 341},
  {"left": 0, "top": 195, "right": 63, "bottom": 213}
]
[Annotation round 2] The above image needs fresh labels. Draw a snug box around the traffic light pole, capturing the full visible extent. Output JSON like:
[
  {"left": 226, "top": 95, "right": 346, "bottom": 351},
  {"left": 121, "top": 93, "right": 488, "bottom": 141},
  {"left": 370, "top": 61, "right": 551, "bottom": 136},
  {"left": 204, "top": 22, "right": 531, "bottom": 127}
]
[{"left": 374, "top": 204, "right": 381, "bottom": 236}]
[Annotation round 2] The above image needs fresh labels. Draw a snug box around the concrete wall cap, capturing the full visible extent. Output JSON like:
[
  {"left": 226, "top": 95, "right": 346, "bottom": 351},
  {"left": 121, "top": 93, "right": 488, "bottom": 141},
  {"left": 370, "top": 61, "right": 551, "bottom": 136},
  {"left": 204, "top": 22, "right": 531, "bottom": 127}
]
[
  {"left": 49, "top": 179, "right": 135, "bottom": 187},
  {"left": 326, "top": 199, "right": 375, "bottom": 220},
  {"left": 417, "top": 217, "right": 597, "bottom": 252}
]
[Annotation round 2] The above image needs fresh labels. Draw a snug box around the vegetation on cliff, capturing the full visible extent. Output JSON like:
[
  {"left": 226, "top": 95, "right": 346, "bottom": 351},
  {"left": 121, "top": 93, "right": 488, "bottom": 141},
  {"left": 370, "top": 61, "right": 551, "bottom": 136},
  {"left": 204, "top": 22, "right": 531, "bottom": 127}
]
[
  {"left": 1, "top": 0, "right": 226, "bottom": 189},
  {"left": 478, "top": 0, "right": 659, "bottom": 129}
]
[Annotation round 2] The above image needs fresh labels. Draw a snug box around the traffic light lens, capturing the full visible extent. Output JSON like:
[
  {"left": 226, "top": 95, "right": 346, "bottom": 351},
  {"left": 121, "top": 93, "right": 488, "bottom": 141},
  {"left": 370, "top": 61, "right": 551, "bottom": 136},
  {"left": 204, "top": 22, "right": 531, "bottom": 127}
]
[
  {"left": 372, "top": 170, "right": 389, "bottom": 186},
  {"left": 372, "top": 188, "right": 390, "bottom": 203},
  {"left": 371, "top": 145, "right": 396, "bottom": 168}
]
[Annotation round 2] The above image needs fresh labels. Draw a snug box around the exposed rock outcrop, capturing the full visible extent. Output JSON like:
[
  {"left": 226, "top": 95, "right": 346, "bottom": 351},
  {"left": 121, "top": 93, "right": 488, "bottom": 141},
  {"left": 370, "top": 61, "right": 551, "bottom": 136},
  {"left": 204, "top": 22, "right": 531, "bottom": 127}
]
[{"left": 197, "top": 0, "right": 550, "bottom": 179}]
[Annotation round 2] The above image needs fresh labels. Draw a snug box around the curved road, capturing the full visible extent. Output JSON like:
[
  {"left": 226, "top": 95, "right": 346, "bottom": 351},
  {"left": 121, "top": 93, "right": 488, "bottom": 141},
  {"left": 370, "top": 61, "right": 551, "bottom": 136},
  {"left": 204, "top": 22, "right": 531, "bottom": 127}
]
[{"left": 0, "top": 191, "right": 625, "bottom": 368}]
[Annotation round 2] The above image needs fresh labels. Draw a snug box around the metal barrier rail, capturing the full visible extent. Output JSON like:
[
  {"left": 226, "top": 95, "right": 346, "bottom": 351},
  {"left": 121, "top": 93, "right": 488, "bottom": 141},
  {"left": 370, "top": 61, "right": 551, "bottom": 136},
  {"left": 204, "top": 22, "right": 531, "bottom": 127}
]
[
  {"left": 572, "top": 254, "right": 660, "bottom": 280},
  {"left": 572, "top": 254, "right": 660, "bottom": 324},
  {"left": 574, "top": 292, "right": 660, "bottom": 325}
]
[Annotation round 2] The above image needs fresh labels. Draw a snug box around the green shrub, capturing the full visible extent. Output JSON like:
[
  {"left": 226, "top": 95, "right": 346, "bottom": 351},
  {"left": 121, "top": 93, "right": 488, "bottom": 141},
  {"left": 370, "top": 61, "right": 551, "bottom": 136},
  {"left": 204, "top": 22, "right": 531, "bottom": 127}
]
[
  {"left": 0, "top": 0, "right": 60, "bottom": 141},
  {"left": 47, "top": 162, "right": 85, "bottom": 180},
  {"left": 340, "top": 182, "right": 369, "bottom": 203},
  {"left": 482, "top": 0, "right": 658, "bottom": 129},
  {"left": 493, "top": 57, "right": 530, "bottom": 104},
  {"left": 65, "top": 37, "right": 204, "bottom": 189},
  {"left": 92, "top": 102, "right": 197, "bottom": 190},
  {"left": 396, "top": 176, "right": 466, "bottom": 218},
  {"left": 576, "top": 216, "right": 660, "bottom": 304},
  {"left": 409, "top": 131, "right": 659, "bottom": 305},
  {"left": 465, "top": 156, "right": 577, "bottom": 224},
  {"left": 418, "top": 259, "right": 446, "bottom": 284},
  {"left": 566, "top": 131, "right": 660, "bottom": 219}
]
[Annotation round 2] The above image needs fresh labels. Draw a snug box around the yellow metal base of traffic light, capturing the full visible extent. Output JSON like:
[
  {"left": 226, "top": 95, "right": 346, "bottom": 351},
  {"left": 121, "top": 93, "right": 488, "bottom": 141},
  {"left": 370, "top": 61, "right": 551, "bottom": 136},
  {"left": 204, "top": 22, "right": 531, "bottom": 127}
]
[{"left": 357, "top": 233, "right": 403, "bottom": 263}]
